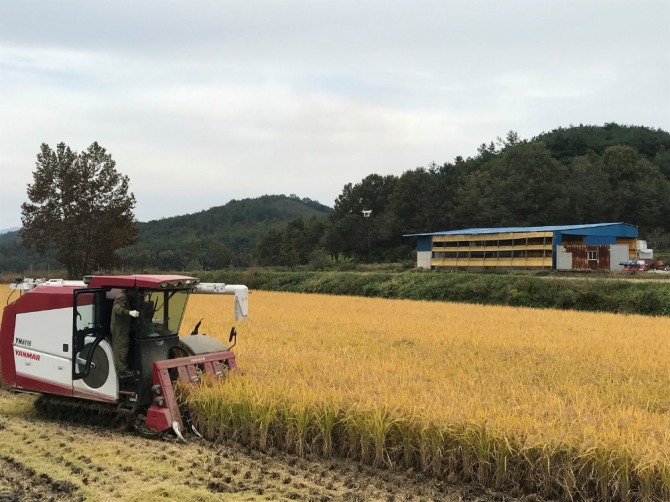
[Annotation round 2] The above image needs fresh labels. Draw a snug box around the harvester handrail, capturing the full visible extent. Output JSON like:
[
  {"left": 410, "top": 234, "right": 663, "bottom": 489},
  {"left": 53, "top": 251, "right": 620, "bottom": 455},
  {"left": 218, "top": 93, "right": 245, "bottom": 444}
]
[
  {"left": 192, "top": 283, "right": 248, "bottom": 321},
  {"left": 10, "top": 278, "right": 87, "bottom": 291}
]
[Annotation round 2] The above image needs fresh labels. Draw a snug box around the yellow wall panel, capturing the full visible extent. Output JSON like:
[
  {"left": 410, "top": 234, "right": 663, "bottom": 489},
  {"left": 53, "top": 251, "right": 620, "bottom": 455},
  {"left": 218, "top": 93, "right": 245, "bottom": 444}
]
[
  {"left": 433, "top": 231, "right": 553, "bottom": 243},
  {"left": 432, "top": 244, "right": 552, "bottom": 252},
  {"left": 616, "top": 237, "right": 637, "bottom": 258},
  {"left": 431, "top": 257, "right": 552, "bottom": 268}
]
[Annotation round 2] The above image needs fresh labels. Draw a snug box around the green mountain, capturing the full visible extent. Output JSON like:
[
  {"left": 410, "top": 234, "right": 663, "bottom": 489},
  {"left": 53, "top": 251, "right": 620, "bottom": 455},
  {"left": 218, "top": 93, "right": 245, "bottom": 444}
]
[
  {"left": 0, "top": 194, "right": 332, "bottom": 273},
  {"left": 136, "top": 194, "right": 330, "bottom": 250},
  {"left": 121, "top": 194, "right": 331, "bottom": 269}
]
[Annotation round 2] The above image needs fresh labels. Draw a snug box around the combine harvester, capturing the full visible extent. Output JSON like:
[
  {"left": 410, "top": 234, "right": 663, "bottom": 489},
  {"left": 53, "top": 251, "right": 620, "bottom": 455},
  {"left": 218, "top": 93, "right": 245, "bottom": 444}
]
[{"left": 0, "top": 275, "right": 248, "bottom": 440}]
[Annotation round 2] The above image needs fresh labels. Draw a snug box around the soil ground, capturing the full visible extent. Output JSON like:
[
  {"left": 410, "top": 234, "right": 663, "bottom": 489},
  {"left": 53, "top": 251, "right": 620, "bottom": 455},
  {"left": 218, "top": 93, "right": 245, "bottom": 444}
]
[{"left": 0, "top": 389, "right": 546, "bottom": 502}]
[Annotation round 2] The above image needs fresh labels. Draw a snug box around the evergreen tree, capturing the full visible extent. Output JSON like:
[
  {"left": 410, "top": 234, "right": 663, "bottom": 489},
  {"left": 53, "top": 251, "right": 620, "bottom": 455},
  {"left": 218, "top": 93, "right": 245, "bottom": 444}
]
[{"left": 20, "top": 142, "right": 137, "bottom": 278}]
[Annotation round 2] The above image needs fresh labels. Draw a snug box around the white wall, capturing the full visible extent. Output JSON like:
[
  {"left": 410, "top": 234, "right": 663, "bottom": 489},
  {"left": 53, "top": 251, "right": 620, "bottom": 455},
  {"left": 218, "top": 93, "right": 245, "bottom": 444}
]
[
  {"left": 610, "top": 244, "right": 629, "bottom": 271},
  {"left": 555, "top": 246, "right": 572, "bottom": 270},
  {"left": 417, "top": 251, "right": 432, "bottom": 269}
]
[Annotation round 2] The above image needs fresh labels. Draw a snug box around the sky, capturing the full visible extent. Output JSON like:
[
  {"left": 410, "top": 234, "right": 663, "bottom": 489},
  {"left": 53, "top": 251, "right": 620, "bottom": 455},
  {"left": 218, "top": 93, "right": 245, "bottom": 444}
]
[{"left": 1, "top": 0, "right": 668, "bottom": 230}]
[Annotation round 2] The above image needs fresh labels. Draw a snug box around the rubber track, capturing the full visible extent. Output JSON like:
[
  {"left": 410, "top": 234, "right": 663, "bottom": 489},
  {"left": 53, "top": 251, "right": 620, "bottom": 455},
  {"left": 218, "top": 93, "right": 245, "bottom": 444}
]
[
  {"left": 34, "top": 395, "right": 129, "bottom": 429},
  {"left": 33, "top": 395, "right": 174, "bottom": 440}
]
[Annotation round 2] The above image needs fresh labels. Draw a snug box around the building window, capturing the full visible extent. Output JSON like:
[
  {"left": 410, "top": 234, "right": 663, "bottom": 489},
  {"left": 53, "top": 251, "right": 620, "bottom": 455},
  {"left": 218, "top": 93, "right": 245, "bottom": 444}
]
[{"left": 587, "top": 250, "right": 598, "bottom": 261}]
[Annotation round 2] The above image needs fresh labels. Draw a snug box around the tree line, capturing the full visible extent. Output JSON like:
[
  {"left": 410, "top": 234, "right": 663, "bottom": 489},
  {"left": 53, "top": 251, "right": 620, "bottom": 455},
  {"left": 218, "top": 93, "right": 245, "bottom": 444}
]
[
  {"left": 255, "top": 124, "right": 670, "bottom": 266},
  {"left": 3, "top": 123, "right": 669, "bottom": 275},
  {"left": 116, "top": 194, "right": 331, "bottom": 271},
  {"left": 1, "top": 193, "right": 332, "bottom": 275}
]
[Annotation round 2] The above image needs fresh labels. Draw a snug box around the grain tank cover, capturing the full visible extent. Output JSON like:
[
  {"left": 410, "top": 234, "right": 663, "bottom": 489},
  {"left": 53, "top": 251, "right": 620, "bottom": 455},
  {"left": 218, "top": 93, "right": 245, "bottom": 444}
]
[{"left": 87, "top": 275, "right": 199, "bottom": 290}]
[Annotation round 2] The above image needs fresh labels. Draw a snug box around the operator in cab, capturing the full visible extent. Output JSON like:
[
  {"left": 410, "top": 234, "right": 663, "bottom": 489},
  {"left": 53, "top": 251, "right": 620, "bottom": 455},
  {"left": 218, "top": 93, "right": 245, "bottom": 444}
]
[{"left": 111, "top": 288, "right": 140, "bottom": 379}]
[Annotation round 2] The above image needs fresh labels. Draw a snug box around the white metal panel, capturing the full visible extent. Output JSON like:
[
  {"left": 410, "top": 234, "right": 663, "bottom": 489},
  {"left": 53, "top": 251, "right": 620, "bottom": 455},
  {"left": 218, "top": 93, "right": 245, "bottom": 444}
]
[
  {"left": 610, "top": 244, "right": 629, "bottom": 271},
  {"left": 14, "top": 306, "right": 89, "bottom": 358},
  {"left": 416, "top": 251, "right": 431, "bottom": 269},
  {"left": 555, "top": 246, "right": 572, "bottom": 270},
  {"left": 14, "top": 347, "right": 72, "bottom": 387},
  {"left": 194, "top": 283, "right": 249, "bottom": 321}
]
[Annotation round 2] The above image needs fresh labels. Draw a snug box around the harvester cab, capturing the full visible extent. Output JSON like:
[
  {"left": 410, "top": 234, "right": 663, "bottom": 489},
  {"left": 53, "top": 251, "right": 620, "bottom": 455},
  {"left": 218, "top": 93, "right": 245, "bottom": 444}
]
[{"left": 1, "top": 274, "right": 248, "bottom": 440}]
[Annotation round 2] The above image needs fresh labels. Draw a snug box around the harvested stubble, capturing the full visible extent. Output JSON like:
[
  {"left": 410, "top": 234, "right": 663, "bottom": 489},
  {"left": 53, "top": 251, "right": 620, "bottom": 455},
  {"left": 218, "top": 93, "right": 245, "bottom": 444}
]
[{"left": 180, "top": 291, "right": 670, "bottom": 501}]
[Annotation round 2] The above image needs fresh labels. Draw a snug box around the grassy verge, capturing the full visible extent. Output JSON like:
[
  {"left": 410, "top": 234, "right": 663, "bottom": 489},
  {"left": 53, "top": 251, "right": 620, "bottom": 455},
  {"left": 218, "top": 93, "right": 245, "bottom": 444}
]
[{"left": 197, "top": 269, "right": 670, "bottom": 316}]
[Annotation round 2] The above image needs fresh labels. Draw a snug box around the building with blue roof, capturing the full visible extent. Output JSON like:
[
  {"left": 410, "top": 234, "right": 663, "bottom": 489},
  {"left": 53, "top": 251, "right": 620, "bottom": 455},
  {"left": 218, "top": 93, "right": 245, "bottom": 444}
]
[{"left": 405, "top": 223, "right": 638, "bottom": 270}]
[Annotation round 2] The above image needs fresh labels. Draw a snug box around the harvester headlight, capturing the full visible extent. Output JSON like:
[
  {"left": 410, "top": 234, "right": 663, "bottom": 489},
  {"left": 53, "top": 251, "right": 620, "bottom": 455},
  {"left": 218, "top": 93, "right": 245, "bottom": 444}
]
[
  {"left": 171, "top": 281, "right": 180, "bottom": 287},
  {"left": 153, "top": 396, "right": 165, "bottom": 407},
  {"left": 151, "top": 384, "right": 162, "bottom": 395},
  {"left": 160, "top": 281, "right": 169, "bottom": 288}
]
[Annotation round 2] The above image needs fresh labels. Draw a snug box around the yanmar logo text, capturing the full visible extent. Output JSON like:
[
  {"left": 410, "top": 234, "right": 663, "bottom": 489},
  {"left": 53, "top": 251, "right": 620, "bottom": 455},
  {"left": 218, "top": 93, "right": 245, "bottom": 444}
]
[{"left": 15, "top": 349, "right": 40, "bottom": 361}]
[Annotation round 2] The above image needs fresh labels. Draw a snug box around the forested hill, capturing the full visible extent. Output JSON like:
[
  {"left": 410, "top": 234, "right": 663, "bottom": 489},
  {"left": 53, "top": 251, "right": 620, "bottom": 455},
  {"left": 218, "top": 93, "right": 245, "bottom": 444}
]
[
  {"left": 535, "top": 123, "right": 670, "bottom": 162},
  {"left": 118, "top": 194, "right": 331, "bottom": 269},
  {"left": 0, "top": 195, "right": 331, "bottom": 272},
  {"left": 136, "top": 195, "right": 329, "bottom": 247}
]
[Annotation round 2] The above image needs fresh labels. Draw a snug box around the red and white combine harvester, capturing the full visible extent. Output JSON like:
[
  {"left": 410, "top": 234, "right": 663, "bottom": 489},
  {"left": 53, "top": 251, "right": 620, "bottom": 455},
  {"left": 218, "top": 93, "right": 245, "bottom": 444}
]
[{"left": 0, "top": 275, "right": 248, "bottom": 440}]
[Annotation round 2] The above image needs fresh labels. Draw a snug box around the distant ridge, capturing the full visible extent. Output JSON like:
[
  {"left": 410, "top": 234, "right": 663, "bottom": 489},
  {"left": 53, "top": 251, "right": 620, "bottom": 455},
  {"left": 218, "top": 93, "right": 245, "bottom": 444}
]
[
  {"left": 0, "top": 194, "right": 332, "bottom": 271},
  {"left": 134, "top": 194, "right": 331, "bottom": 252}
]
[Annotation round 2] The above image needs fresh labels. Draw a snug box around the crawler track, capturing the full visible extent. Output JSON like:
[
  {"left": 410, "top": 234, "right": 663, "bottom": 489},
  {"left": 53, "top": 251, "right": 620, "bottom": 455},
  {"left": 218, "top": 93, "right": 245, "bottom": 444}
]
[{"left": 34, "top": 394, "right": 125, "bottom": 428}]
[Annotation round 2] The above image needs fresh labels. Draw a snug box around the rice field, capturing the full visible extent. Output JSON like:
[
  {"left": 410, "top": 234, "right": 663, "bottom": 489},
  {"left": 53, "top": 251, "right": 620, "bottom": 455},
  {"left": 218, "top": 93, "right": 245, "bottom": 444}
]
[
  {"left": 2, "top": 284, "right": 670, "bottom": 500},
  {"left": 181, "top": 290, "right": 670, "bottom": 501}
]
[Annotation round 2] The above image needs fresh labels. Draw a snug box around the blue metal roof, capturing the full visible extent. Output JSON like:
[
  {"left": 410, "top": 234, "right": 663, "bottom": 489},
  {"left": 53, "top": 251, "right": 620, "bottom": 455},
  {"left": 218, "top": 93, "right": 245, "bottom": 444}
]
[{"left": 404, "top": 223, "right": 636, "bottom": 237}]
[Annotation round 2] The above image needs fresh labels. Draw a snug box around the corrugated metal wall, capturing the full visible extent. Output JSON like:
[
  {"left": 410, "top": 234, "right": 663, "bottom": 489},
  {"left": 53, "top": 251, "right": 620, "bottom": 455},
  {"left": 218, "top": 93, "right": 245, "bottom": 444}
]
[{"left": 564, "top": 245, "right": 611, "bottom": 270}]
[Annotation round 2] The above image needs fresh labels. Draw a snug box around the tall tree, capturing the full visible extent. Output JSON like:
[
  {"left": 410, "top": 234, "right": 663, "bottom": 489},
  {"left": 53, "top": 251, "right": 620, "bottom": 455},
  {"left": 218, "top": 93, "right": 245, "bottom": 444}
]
[
  {"left": 325, "top": 174, "right": 398, "bottom": 260},
  {"left": 21, "top": 142, "right": 138, "bottom": 278},
  {"left": 386, "top": 166, "right": 447, "bottom": 234},
  {"left": 599, "top": 145, "right": 670, "bottom": 232},
  {"left": 565, "top": 152, "right": 610, "bottom": 223},
  {"left": 454, "top": 142, "right": 570, "bottom": 228}
]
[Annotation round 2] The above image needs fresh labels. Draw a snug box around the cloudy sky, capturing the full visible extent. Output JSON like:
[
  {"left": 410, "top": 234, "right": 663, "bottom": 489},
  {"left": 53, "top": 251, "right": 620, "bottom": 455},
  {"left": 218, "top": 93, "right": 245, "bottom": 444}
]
[{"left": 1, "top": 0, "right": 668, "bottom": 230}]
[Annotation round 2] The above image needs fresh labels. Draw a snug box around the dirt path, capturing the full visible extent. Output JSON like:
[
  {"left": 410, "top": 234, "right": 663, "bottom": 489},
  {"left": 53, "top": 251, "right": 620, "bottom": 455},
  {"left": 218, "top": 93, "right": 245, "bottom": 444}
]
[{"left": 0, "top": 389, "right": 538, "bottom": 502}]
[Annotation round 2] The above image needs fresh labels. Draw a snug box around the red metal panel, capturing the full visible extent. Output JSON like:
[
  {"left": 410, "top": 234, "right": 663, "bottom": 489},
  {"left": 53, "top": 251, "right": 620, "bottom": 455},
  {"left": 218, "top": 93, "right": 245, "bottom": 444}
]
[
  {"left": 565, "top": 245, "right": 611, "bottom": 270},
  {"left": 0, "top": 302, "right": 17, "bottom": 387},
  {"left": 148, "top": 351, "right": 237, "bottom": 432},
  {"left": 88, "top": 274, "right": 197, "bottom": 289},
  {"left": 11, "top": 286, "right": 83, "bottom": 314},
  {"left": 597, "top": 245, "right": 610, "bottom": 270},
  {"left": 183, "top": 364, "right": 200, "bottom": 385},
  {"left": 146, "top": 406, "right": 173, "bottom": 432},
  {"left": 567, "top": 245, "right": 588, "bottom": 270},
  {"left": 15, "top": 374, "right": 73, "bottom": 397},
  {"left": 151, "top": 366, "right": 181, "bottom": 433},
  {"left": 72, "top": 387, "right": 118, "bottom": 403}
]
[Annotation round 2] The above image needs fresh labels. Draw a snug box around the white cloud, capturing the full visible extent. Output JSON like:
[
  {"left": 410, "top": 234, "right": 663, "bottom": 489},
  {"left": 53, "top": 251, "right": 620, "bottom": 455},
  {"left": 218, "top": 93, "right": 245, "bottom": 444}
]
[{"left": 0, "top": 0, "right": 668, "bottom": 228}]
